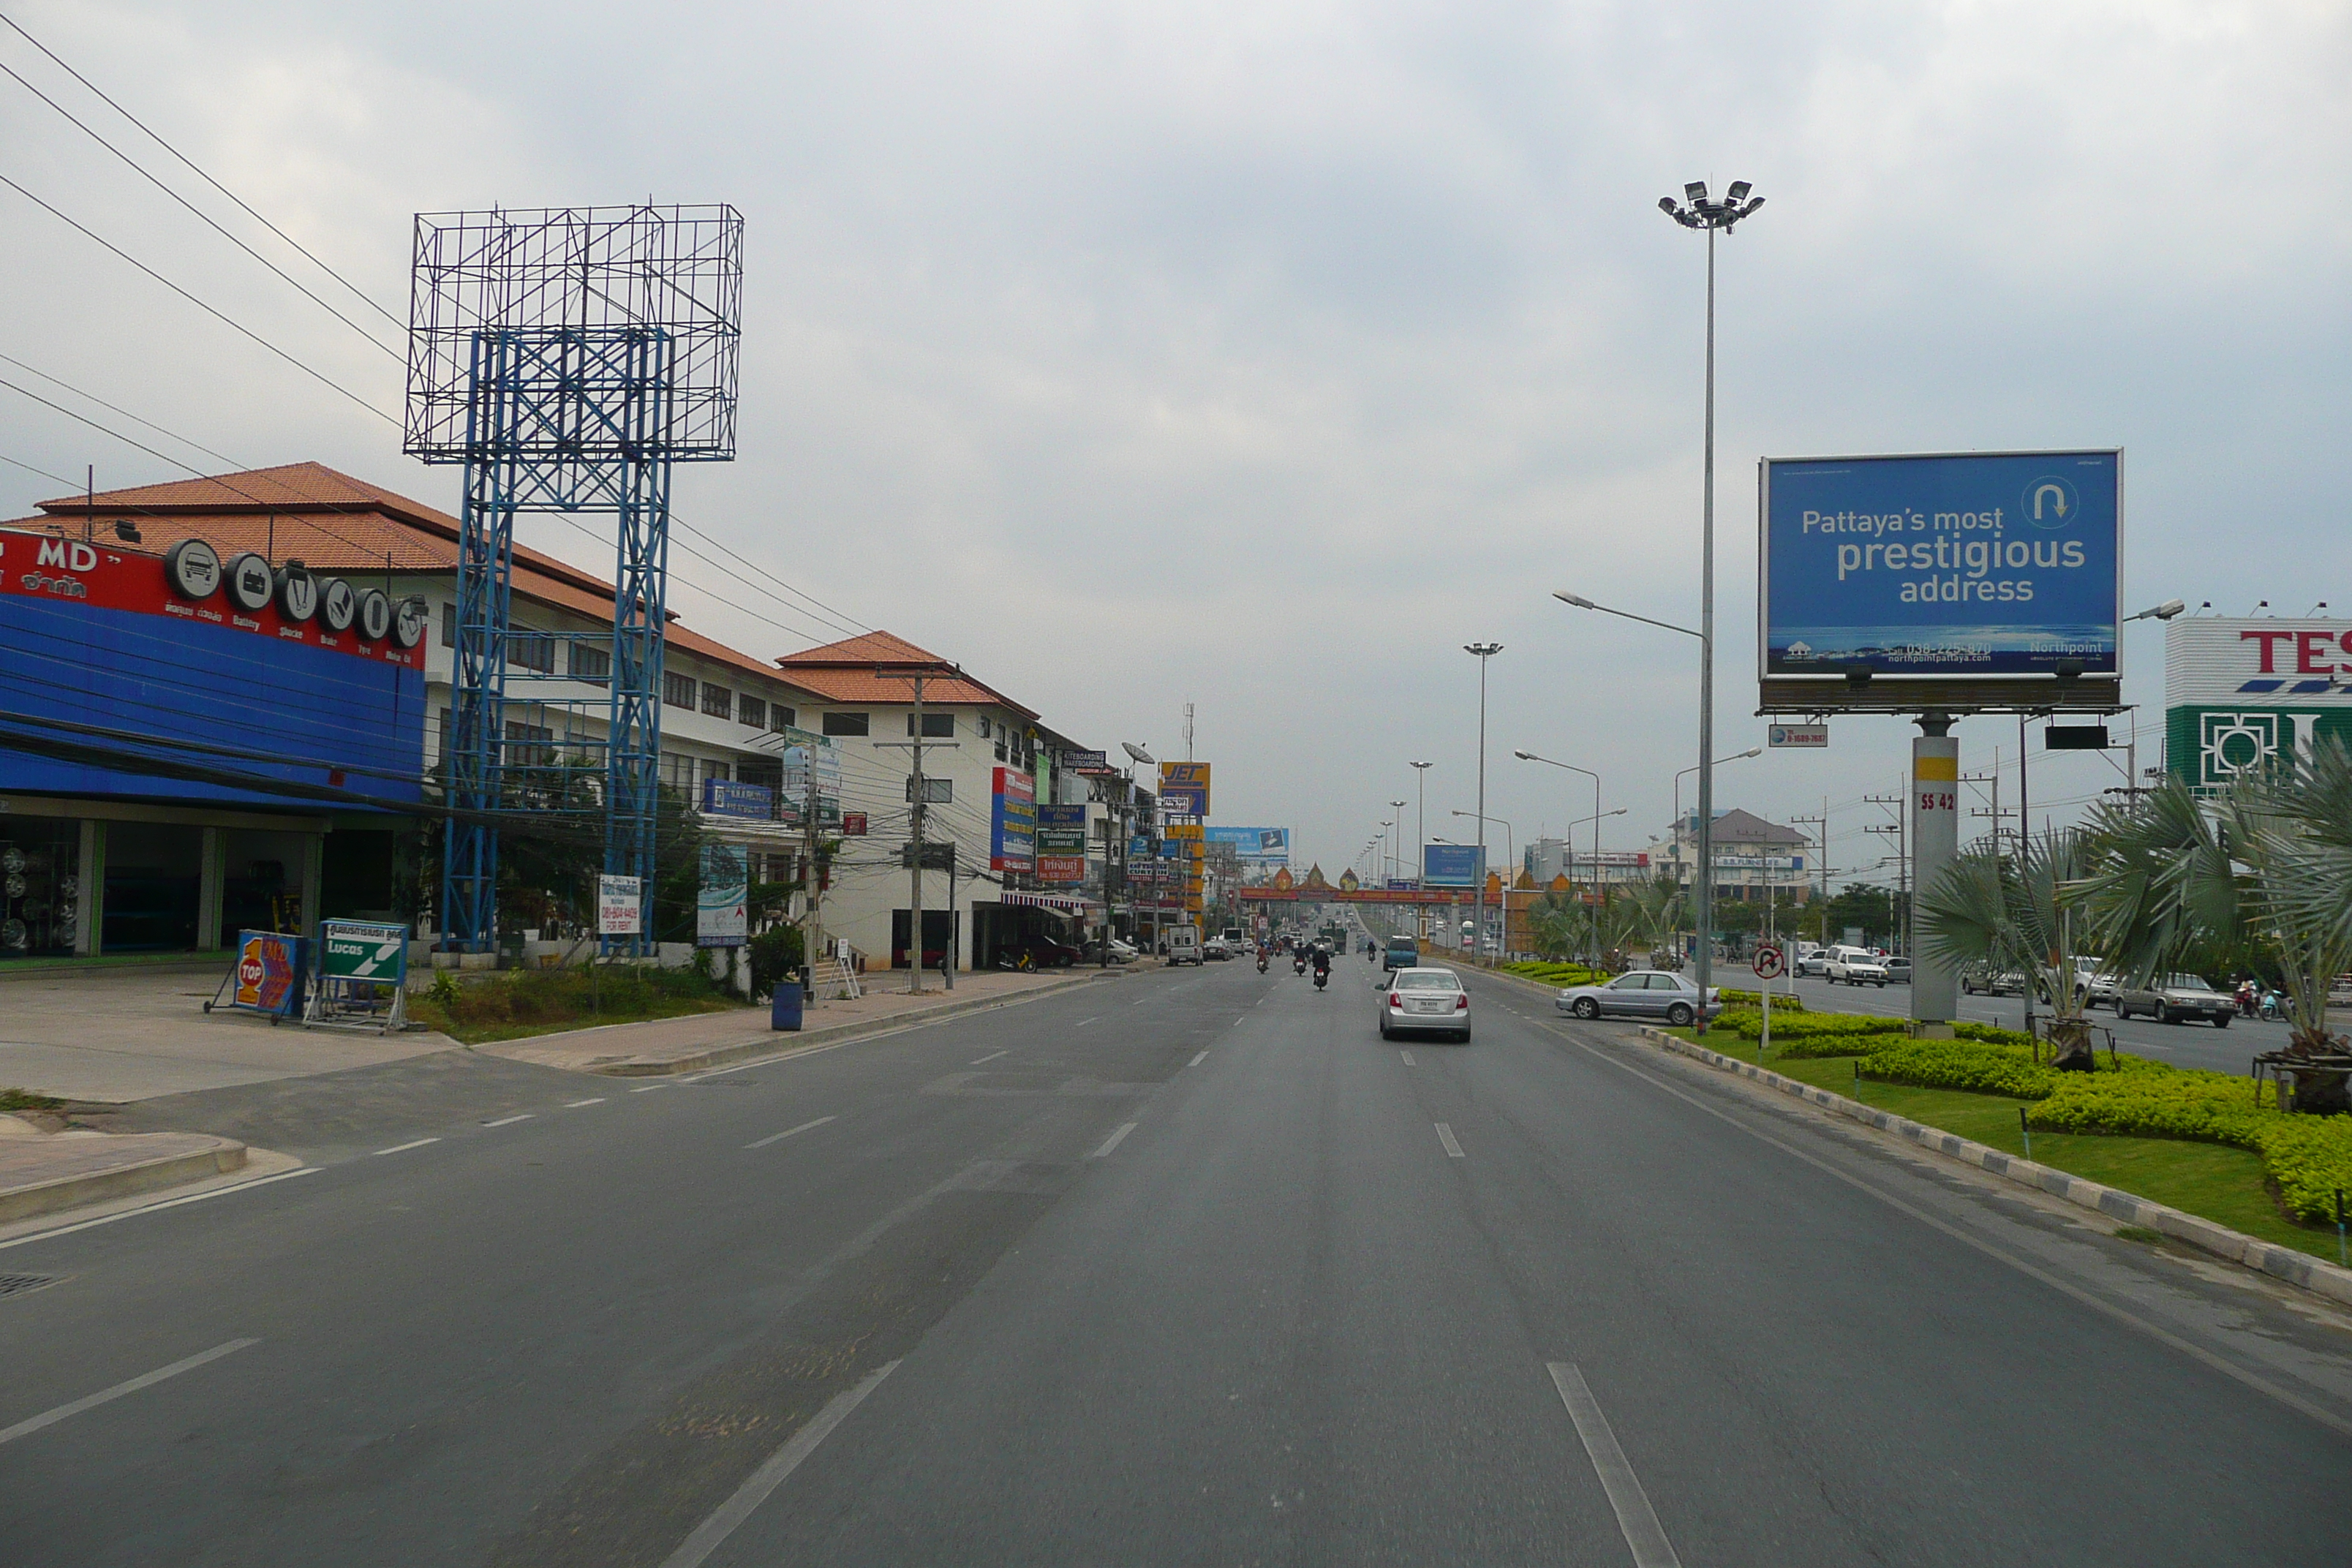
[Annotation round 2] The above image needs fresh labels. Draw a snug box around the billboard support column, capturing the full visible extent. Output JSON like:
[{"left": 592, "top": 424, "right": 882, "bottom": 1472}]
[{"left": 1912, "top": 719, "right": 1960, "bottom": 1036}]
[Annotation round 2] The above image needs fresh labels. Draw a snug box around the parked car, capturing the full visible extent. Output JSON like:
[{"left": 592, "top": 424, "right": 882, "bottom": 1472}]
[
  {"left": 1377, "top": 967, "right": 1472, "bottom": 1041},
  {"left": 2117, "top": 973, "right": 2234, "bottom": 1026},
  {"left": 1960, "top": 965, "right": 2024, "bottom": 996},
  {"left": 1823, "top": 946, "right": 1890, "bottom": 987},
  {"left": 1016, "top": 936, "right": 1083, "bottom": 968},
  {"left": 1554, "top": 970, "right": 1722, "bottom": 1027},
  {"left": 1083, "top": 937, "right": 1138, "bottom": 964}
]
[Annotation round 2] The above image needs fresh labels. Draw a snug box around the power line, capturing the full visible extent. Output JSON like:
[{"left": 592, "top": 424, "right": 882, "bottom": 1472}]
[
  {"left": 0, "top": 351, "right": 238, "bottom": 467},
  {"left": 0, "top": 169, "right": 399, "bottom": 426},
  {"left": 0, "top": 10, "right": 404, "bottom": 332},
  {"left": 0, "top": 56, "right": 402, "bottom": 360}
]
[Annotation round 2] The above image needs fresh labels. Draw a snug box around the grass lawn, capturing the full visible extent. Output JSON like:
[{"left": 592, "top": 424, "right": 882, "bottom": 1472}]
[
  {"left": 1667, "top": 1030, "right": 2347, "bottom": 1264},
  {"left": 409, "top": 967, "right": 752, "bottom": 1047}
]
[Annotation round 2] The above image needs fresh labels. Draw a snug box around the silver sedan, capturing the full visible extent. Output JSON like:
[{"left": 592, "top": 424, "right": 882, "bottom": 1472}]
[
  {"left": 1377, "top": 967, "right": 1472, "bottom": 1041},
  {"left": 1554, "top": 970, "right": 1722, "bottom": 1027}
]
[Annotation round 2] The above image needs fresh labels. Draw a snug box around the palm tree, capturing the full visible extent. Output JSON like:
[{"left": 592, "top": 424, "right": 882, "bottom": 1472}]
[
  {"left": 1918, "top": 827, "right": 2101, "bottom": 1068},
  {"left": 2072, "top": 740, "right": 2352, "bottom": 1112}
]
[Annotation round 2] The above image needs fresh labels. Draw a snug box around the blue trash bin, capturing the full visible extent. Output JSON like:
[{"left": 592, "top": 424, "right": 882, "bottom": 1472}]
[{"left": 772, "top": 981, "right": 804, "bottom": 1032}]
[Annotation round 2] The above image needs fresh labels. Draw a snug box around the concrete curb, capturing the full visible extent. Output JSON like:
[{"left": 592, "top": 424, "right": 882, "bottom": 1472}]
[
  {"left": 584, "top": 967, "right": 1132, "bottom": 1077},
  {"left": 1636, "top": 1026, "right": 2352, "bottom": 1311},
  {"left": 0, "top": 1137, "right": 249, "bottom": 1225}
]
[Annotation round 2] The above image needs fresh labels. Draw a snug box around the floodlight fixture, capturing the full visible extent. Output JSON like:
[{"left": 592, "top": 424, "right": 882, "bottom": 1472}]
[
  {"left": 1685, "top": 181, "right": 1708, "bottom": 204},
  {"left": 1725, "top": 180, "right": 1752, "bottom": 203}
]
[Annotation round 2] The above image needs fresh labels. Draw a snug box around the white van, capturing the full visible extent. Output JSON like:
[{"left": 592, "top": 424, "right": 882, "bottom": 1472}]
[{"left": 1165, "top": 924, "right": 1202, "bottom": 966}]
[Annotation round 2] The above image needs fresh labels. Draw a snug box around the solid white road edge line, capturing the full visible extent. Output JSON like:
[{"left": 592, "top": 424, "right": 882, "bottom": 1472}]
[
  {"left": 746, "top": 1116, "right": 838, "bottom": 1150},
  {"left": 970, "top": 1049, "right": 1009, "bottom": 1065},
  {"left": 1548, "top": 1362, "right": 1683, "bottom": 1568},
  {"left": 0, "top": 1338, "right": 261, "bottom": 1447},
  {"left": 565, "top": 1098, "right": 607, "bottom": 1108},
  {"left": 1090, "top": 1122, "right": 1138, "bottom": 1159},
  {"left": 1435, "top": 1123, "right": 1465, "bottom": 1159},
  {"left": 374, "top": 1137, "right": 441, "bottom": 1156},
  {"left": 481, "top": 1115, "right": 534, "bottom": 1128},
  {"left": 0, "top": 1167, "right": 320, "bottom": 1254},
  {"left": 657, "top": 1360, "right": 900, "bottom": 1568}
]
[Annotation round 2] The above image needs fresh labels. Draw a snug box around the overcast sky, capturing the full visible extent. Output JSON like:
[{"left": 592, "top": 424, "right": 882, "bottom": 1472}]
[{"left": 3, "top": 1, "right": 2347, "bottom": 883}]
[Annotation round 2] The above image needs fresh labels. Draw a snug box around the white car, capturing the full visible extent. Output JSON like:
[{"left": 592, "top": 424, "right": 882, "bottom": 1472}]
[
  {"left": 1822, "top": 946, "right": 1890, "bottom": 987},
  {"left": 1378, "top": 967, "right": 1471, "bottom": 1041}
]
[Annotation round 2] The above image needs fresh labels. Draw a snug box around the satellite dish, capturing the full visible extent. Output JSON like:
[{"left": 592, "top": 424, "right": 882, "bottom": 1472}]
[{"left": 1122, "top": 742, "right": 1155, "bottom": 764}]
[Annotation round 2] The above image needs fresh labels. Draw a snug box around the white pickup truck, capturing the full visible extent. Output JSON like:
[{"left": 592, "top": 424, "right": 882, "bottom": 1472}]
[{"left": 1822, "top": 945, "right": 1891, "bottom": 987}]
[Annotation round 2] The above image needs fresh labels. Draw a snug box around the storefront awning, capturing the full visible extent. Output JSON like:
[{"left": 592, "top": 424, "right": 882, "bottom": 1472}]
[{"left": 1000, "top": 891, "right": 1094, "bottom": 917}]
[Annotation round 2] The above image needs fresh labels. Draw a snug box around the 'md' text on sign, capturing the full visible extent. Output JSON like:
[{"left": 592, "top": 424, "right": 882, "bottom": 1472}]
[{"left": 1760, "top": 451, "right": 2120, "bottom": 681}]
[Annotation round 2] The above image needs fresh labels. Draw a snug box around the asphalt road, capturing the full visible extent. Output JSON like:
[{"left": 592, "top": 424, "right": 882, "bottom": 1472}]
[
  {"left": 4, "top": 962, "right": 2351, "bottom": 1565},
  {"left": 1775, "top": 973, "right": 2274, "bottom": 1074}
]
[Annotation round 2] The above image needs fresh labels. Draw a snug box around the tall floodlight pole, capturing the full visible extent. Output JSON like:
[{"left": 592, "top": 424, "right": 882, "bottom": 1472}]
[
  {"left": 1409, "top": 760, "right": 1434, "bottom": 940},
  {"left": 1651, "top": 178, "right": 1763, "bottom": 1025},
  {"left": 1463, "top": 644, "right": 1502, "bottom": 961},
  {"left": 1389, "top": 801, "right": 1409, "bottom": 883},
  {"left": 407, "top": 206, "right": 743, "bottom": 960}
]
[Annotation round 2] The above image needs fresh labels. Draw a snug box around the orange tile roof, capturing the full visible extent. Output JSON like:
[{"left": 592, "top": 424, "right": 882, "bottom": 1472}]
[
  {"left": 775, "top": 631, "right": 1034, "bottom": 715},
  {"left": 4, "top": 462, "right": 815, "bottom": 696}
]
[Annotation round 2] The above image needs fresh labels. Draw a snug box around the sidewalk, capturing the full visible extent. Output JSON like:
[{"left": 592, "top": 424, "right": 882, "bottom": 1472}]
[
  {"left": 480, "top": 964, "right": 1141, "bottom": 1077},
  {"left": 0, "top": 1113, "right": 250, "bottom": 1225},
  {"left": 0, "top": 967, "right": 457, "bottom": 1104}
]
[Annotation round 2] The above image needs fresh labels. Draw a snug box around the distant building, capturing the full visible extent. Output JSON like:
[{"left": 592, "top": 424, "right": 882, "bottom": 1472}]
[
  {"left": 1646, "top": 808, "right": 1812, "bottom": 902},
  {"left": 1523, "top": 838, "right": 1654, "bottom": 888}
]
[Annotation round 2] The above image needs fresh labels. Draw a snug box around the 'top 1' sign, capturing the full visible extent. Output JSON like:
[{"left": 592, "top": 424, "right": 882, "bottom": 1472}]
[{"left": 1760, "top": 451, "right": 2121, "bottom": 681}]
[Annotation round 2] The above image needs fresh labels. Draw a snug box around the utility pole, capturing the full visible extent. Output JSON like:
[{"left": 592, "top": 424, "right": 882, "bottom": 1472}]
[
  {"left": 1864, "top": 790, "right": 1905, "bottom": 953},
  {"left": 910, "top": 673, "right": 927, "bottom": 994},
  {"left": 1789, "top": 810, "right": 1825, "bottom": 943},
  {"left": 804, "top": 754, "right": 823, "bottom": 992}
]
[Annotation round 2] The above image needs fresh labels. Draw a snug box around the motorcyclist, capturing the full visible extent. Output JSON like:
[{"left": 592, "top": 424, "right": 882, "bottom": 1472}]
[
  {"left": 1310, "top": 946, "right": 1330, "bottom": 979},
  {"left": 2235, "top": 977, "right": 2257, "bottom": 1017}
]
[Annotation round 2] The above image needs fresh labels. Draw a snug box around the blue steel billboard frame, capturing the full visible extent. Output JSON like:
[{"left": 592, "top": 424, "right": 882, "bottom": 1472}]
[{"left": 1757, "top": 449, "right": 2124, "bottom": 715}]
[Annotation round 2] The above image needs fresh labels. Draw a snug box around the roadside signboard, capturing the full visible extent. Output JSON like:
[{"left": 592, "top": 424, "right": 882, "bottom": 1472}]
[
  {"left": 1760, "top": 450, "right": 2122, "bottom": 711},
  {"left": 1036, "top": 853, "right": 1088, "bottom": 884},
  {"left": 1158, "top": 761, "right": 1211, "bottom": 815},
  {"left": 990, "top": 767, "right": 1036, "bottom": 872},
  {"left": 308, "top": 919, "right": 410, "bottom": 1033},
  {"left": 841, "top": 813, "right": 868, "bottom": 837},
  {"left": 1063, "top": 750, "right": 1117, "bottom": 776},
  {"left": 223, "top": 930, "right": 304, "bottom": 1018},
  {"left": 1422, "top": 844, "right": 1484, "bottom": 888},
  {"left": 1205, "top": 826, "right": 1289, "bottom": 864},
  {"left": 2164, "top": 617, "right": 2352, "bottom": 791},
  {"left": 697, "top": 843, "right": 748, "bottom": 948},
  {"left": 1753, "top": 944, "right": 1785, "bottom": 980},
  {"left": 598, "top": 874, "right": 644, "bottom": 936},
  {"left": 701, "top": 778, "right": 774, "bottom": 820},
  {"left": 1768, "top": 723, "right": 1828, "bottom": 748},
  {"left": 317, "top": 920, "right": 407, "bottom": 983}
]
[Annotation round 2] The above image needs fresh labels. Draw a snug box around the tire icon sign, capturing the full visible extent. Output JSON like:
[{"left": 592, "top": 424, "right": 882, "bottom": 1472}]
[{"left": 358, "top": 588, "right": 392, "bottom": 643}]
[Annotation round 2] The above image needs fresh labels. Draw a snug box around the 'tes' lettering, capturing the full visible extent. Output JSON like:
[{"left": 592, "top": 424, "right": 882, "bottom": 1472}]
[{"left": 34, "top": 538, "right": 98, "bottom": 572}]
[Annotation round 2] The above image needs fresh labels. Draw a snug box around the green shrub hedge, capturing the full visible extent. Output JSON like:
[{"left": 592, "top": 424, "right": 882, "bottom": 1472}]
[
  {"left": 1502, "top": 961, "right": 1607, "bottom": 987},
  {"left": 1839, "top": 1035, "right": 2352, "bottom": 1226},
  {"left": 1716, "top": 989, "right": 1806, "bottom": 1012}
]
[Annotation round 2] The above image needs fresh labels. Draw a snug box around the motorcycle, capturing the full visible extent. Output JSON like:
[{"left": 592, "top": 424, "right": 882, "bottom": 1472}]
[
  {"left": 1312, "top": 968, "right": 1327, "bottom": 991},
  {"left": 2260, "top": 990, "right": 2284, "bottom": 1021},
  {"left": 1256, "top": 954, "right": 1269, "bottom": 974},
  {"left": 1293, "top": 957, "right": 1308, "bottom": 976}
]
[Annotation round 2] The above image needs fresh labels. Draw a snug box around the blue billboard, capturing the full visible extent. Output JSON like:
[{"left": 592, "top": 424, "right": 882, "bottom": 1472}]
[
  {"left": 1421, "top": 844, "right": 1485, "bottom": 888},
  {"left": 1205, "top": 826, "right": 1289, "bottom": 864},
  {"left": 1760, "top": 451, "right": 2120, "bottom": 679}
]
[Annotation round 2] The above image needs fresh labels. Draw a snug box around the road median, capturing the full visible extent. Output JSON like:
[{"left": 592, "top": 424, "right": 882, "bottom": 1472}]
[{"left": 0, "top": 1123, "right": 249, "bottom": 1225}]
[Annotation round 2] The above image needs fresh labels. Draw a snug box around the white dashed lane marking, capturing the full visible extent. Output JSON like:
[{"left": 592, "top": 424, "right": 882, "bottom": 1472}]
[
  {"left": 565, "top": 1098, "right": 606, "bottom": 1108},
  {"left": 481, "top": 1114, "right": 534, "bottom": 1128},
  {"left": 1188, "top": 1050, "right": 1208, "bottom": 1067},
  {"left": 1090, "top": 1123, "right": 1138, "bottom": 1159},
  {"left": 746, "top": 1116, "right": 837, "bottom": 1150},
  {"left": 1434, "top": 1123, "right": 1465, "bottom": 1159},
  {"left": 373, "top": 1137, "right": 440, "bottom": 1156}
]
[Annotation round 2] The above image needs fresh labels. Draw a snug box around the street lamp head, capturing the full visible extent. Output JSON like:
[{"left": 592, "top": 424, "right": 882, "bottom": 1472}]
[
  {"left": 1463, "top": 641, "right": 1503, "bottom": 657},
  {"left": 2126, "top": 598, "right": 2187, "bottom": 622},
  {"left": 1738, "top": 746, "right": 1763, "bottom": 760},
  {"left": 1512, "top": 749, "right": 1534, "bottom": 761},
  {"left": 1410, "top": 760, "right": 1433, "bottom": 770},
  {"left": 1552, "top": 590, "right": 1596, "bottom": 610}
]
